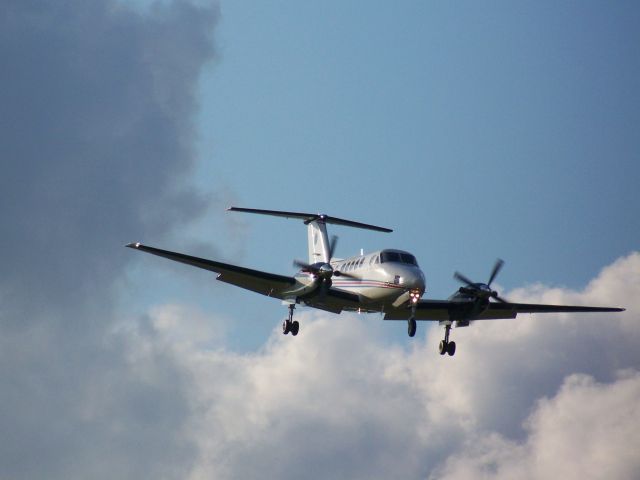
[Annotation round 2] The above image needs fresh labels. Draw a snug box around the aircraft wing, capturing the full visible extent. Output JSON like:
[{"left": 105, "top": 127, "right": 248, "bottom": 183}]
[
  {"left": 126, "top": 243, "right": 296, "bottom": 298},
  {"left": 384, "top": 299, "right": 624, "bottom": 321}
]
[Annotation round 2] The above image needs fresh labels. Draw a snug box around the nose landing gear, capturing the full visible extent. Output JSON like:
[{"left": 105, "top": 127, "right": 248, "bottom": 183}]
[
  {"left": 282, "top": 304, "right": 299, "bottom": 336},
  {"left": 407, "top": 294, "right": 419, "bottom": 337},
  {"left": 408, "top": 317, "right": 417, "bottom": 337}
]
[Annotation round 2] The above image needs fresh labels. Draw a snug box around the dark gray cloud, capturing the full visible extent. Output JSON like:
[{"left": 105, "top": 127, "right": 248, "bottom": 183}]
[
  {"left": 0, "top": 1, "right": 217, "bottom": 478},
  {"left": 0, "top": 0, "right": 215, "bottom": 321}
]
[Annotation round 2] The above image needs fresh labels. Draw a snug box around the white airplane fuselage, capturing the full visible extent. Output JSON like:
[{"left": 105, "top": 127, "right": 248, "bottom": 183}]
[{"left": 292, "top": 249, "right": 426, "bottom": 312}]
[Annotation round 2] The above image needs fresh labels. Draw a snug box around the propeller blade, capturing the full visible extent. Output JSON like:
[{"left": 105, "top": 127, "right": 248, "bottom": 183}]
[
  {"left": 491, "top": 293, "right": 509, "bottom": 303},
  {"left": 454, "top": 271, "right": 475, "bottom": 287},
  {"left": 488, "top": 259, "right": 504, "bottom": 287},
  {"left": 293, "top": 259, "right": 313, "bottom": 271}
]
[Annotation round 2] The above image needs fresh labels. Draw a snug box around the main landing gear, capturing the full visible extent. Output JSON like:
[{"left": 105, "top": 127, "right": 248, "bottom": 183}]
[
  {"left": 282, "top": 304, "right": 299, "bottom": 336},
  {"left": 438, "top": 323, "right": 456, "bottom": 356}
]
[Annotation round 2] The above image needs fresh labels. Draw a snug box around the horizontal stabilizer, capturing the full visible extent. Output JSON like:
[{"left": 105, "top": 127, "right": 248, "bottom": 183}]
[{"left": 227, "top": 207, "right": 392, "bottom": 232}]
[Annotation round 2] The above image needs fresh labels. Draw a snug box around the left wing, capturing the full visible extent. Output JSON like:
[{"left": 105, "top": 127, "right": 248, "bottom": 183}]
[
  {"left": 126, "top": 243, "right": 296, "bottom": 298},
  {"left": 384, "top": 299, "right": 624, "bottom": 321}
]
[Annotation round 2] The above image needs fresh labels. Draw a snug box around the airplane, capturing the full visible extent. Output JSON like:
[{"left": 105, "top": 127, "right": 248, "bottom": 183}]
[{"left": 126, "top": 207, "right": 624, "bottom": 356}]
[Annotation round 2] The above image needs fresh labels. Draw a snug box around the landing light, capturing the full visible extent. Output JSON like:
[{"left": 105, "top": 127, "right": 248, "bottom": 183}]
[{"left": 409, "top": 290, "right": 421, "bottom": 304}]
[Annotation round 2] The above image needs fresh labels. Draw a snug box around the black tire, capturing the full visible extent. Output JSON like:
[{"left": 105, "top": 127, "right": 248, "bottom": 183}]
[
  {"left": 291, "top": 320, "right": 300, "bottom": 336},
  {"left": 439, "top": 340, "right": 447, "bottom": 355},
  {"left": 282, "top": 319, "right": 290, "bottom": 335},
  {"left": 408, "top": 318, "right": 417, "bottom": 337},
  {"left": 447, "top": 341, "right": 456, "bottom": 356}
]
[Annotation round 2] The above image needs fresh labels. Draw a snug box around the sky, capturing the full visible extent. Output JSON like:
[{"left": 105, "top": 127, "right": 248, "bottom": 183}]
[{"left": 1, "top": 1, "right": 639, "bottom": 479}]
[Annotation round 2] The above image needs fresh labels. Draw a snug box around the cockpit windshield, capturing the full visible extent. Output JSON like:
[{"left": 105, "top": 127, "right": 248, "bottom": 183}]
[
  {"left": 400, "top": 253, "right": 418, "bottom": 265},
  {"left": 380, "top": 251, "right": 418, "bottom": 266},
  {"left": 381, "top": 251, "right": 400, "bottom": 263}
]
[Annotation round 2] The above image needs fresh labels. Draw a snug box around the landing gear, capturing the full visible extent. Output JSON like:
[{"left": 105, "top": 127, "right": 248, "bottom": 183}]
[
  {"left": 438, "top": 323, "right": 456, "bottom": 356},
  {"left": 282, "top": 304, "right": 299, "bottom": 336},
  {"left": 408, "top": 317, "right": 417, "bottom": 337},
  {"left": 438, "top": 340, "right": 456, "bottom": 356},
  {"left": 407, "top": 296, "right": 418, "bottom": 337}
]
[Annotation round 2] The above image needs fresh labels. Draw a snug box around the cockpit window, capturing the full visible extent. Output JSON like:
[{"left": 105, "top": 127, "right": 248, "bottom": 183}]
[
  {"left": 400, "top": 253, "right": 418, "bottom": 266},
  {"left": 380, "top": 251, "right": 401, "bottom": 263},
  {"left": 380, "top": 251, "right": 418, "bottom": 266}
]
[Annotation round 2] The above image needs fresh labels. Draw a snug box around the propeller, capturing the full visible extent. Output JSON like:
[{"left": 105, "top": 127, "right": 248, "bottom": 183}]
[
  {"left": 293, "top": 235, "right": 357, "bottom": 280},
  {"left": 454, "top": 259, "right": 508, "bottom": 303}
]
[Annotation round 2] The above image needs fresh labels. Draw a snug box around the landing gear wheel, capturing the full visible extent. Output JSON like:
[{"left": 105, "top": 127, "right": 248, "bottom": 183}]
[
  {"left": 447, "top": 341, "right": 456, "bottom": 356},
  {"left": 439, "top": 340, "right": 447, "bottom": 355},
  {"left": 291, "top": 320, "right": 300, "bottom": 336},
  {"left": 282, "top": 304, "right": 296, "bottom": 336},
  {"left": 282, "top": 319, "right": 290, "bottom": 335},
  {"left": 408, "top": 318, "right": 417, "bottom": 337}
]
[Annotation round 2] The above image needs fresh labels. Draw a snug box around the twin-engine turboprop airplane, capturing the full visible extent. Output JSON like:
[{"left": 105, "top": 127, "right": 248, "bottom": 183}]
[{"left": 126, "top": 207, "right": 624, "bottom": 356}]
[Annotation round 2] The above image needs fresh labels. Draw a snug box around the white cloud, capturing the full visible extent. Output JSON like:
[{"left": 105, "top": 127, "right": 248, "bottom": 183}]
[
  {"left": 433, "top": 370, "right": 640, "bottom": 480},
  {"left": 131, "top": 252, "right": 639, "bottom": 479}
]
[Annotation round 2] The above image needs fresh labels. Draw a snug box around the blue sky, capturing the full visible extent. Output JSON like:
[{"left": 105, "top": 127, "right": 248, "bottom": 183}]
[
  {"left": 2, "top": 2, "right": 639, "bottom": 478},
  {"left": 199, "top": 1, "right": 638, "bottom": 284},
  {"left": 127, "top": 0, "right": 639, "bottom": 349}
]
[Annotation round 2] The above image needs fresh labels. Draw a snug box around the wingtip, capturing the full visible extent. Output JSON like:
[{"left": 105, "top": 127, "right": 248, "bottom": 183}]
[{"left": 125, "top": 242, "right": 141, "bottom": 249}]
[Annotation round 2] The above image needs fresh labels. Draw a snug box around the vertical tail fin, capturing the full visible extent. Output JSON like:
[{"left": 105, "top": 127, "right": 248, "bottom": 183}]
[{"left": 307, "top": 220, "right": 331, "bottom": 264}]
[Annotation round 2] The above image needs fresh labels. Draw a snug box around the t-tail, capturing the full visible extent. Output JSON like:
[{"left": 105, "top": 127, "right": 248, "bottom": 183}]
[{"left": 227, "top": 207, "right": 393, "bottom": 264}]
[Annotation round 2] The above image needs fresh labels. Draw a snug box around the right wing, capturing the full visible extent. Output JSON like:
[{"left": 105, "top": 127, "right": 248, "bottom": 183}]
[{"left": 384, "top": 299, "right": 624, "bottom": 321}]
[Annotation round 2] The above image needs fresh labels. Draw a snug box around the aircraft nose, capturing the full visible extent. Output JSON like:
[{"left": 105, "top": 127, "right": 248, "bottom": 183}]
[{"left": 402, "top": 268, "right": 426, "bottom": 293}]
